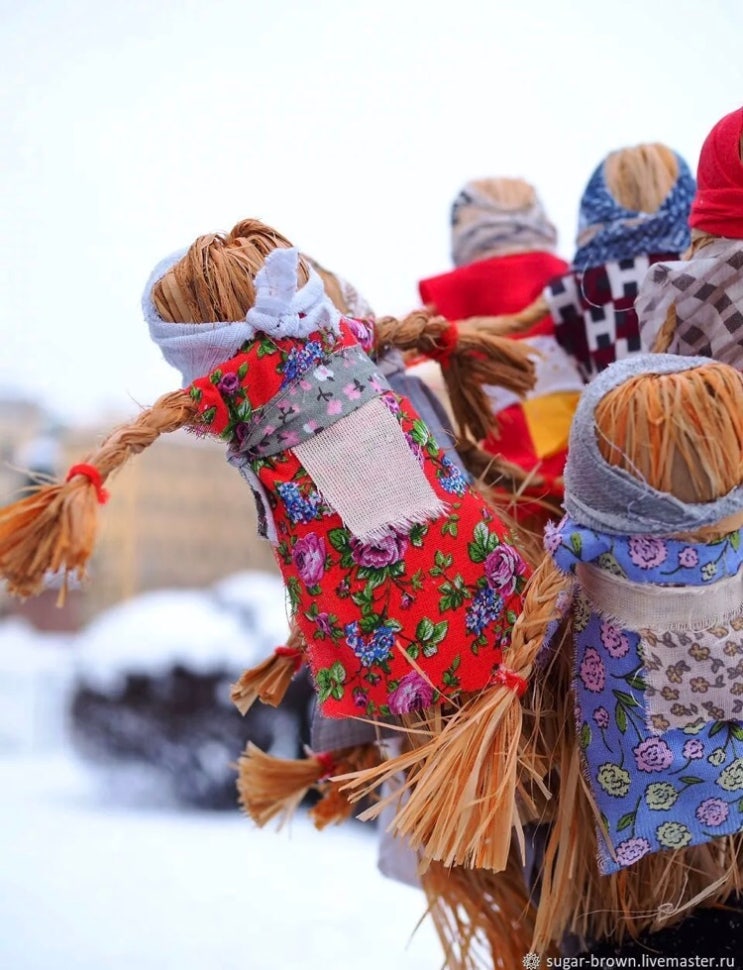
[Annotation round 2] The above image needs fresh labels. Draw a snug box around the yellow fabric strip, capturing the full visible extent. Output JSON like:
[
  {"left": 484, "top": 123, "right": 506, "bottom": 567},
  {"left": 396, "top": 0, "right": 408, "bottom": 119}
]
[{"left": 522, "top": 391, "right": 581, "bottom": 459}]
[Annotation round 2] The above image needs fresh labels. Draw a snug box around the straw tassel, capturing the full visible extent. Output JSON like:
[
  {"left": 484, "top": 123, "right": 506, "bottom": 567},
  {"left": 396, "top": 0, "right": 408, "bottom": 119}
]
[
  {"left": 419, "top": 850, "right": 549, "bottom": 970},
  {"left": 338, "top": 559, "right": 570, "bottom": 871},
  {"left": 438, "top": 326, "right": 536, "bottom": 442},
  {"left": 237, "top": 743, "right": 380, "bottom": 830},
  {"left": 230, "top": 627, "right": 305, "bottom": 714},
  {"left": 0, "top": 472, "right": 105, "bottom": 599},
  {"left": 308, "top": 744, "right": 383, "bottom": 830}
]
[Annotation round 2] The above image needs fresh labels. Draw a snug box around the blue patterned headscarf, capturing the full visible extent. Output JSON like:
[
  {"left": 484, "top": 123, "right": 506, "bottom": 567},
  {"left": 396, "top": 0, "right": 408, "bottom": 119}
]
[{"left": 572, "top": 150, "right": 696, "bottom": 271}]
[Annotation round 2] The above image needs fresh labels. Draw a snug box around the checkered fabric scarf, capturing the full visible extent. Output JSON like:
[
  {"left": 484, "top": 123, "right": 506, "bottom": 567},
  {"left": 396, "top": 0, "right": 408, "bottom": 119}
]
[
  {"left": 544, "top": 253, "right": 679, "bottom": 380},
  {"left": 573, "top": 153, "right": 695, "bottom": 271},
  {"left": 637, "top": 238, "right": 743, "bottom": 364}
]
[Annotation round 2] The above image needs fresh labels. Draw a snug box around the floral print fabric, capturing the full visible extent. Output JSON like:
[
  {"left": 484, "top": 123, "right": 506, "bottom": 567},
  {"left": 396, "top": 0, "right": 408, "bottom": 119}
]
[
  {"left": 641, "top": 611, "right": 743, "bottom": 731},
  {"left": 544, "top": 515, "right": 743, "bottom": 873},
  {"left": 188, "top": 319, "right": 529, "bottom": 719}
]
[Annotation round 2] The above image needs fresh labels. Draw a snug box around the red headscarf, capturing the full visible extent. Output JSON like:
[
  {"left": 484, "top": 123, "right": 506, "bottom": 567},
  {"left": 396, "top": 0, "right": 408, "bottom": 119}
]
[{"left": 689, "top": 106, "right": 743, "bottom": 238}]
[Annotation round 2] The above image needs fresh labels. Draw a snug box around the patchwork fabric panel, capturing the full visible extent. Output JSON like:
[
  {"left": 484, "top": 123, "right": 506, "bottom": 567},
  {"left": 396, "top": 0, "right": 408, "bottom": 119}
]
[
  {"left": 641, "top": 616, "right": 743, "bottom": 732},
  {"left": 546, "top": 517, "right": 743, "bottom": 873}
]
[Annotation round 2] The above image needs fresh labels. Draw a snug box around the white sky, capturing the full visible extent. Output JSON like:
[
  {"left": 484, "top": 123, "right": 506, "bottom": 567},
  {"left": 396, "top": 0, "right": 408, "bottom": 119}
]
[{"left": 1, "top": 0, "right": 742, "bottom": 423}]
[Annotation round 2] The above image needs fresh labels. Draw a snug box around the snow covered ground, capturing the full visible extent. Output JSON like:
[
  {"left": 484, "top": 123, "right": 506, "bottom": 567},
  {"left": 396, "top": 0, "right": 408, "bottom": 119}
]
[
  {"left": 0, "top": 578, "right": 443, "bottom": 970},
  {"left": 0, "top": 751, "right": 442, "bottom": 970}
]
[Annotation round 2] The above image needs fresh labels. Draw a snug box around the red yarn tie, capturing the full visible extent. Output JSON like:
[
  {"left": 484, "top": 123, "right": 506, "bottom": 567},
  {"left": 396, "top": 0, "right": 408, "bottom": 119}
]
[
  {"left": 274, "top": 645, "right": 304, "bottom": 672},
  {"left": 492, "top": 666, "right": 528, "bottom": 697},
  {"left": 66, "top": 463, "right": 110, "bottom": 505},
  {"left": 426, "top": 324, "right": 458, "bottom": 366},
  {"left": 315, "top": 752, "right": 337, "bottom": 779}
]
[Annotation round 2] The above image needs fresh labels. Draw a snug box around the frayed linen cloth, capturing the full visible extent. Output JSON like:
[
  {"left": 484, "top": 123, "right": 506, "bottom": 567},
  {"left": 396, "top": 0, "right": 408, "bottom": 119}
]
[
  {"left": 564, "top": 353, "right": 743, "bottom": 535},
  {"left": 144, "top": 247, "right": 340, "bottom": 385},
  {"left": 294, "top": 398, "right": 447, "bottom": 543},
  {"left": 638, "top": 238, "right": 743, "bottom": 362}
]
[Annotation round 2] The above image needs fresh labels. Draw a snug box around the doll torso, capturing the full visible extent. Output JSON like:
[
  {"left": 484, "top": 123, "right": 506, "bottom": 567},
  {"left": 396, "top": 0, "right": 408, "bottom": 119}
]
[
  {"left": 638, "top": 237, "right": 743, "bottom": 363},
  {"left": 189, "top": 319, "right": 528, "bottom": 719},
  {"left": 547, "top": 516, "right": 743, "bottom": 873}
]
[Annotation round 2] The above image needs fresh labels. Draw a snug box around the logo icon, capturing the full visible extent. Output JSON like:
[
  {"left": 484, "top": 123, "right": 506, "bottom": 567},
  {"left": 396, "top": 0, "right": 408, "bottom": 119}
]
[{"left": 522, "top": 954, "right": 541, "bottom": 970}]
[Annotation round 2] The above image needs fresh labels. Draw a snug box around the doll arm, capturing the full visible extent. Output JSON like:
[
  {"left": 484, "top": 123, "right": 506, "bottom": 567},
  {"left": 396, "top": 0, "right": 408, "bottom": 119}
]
[{"left": 0, "top": 390, "right": 197, "bottom": 598}]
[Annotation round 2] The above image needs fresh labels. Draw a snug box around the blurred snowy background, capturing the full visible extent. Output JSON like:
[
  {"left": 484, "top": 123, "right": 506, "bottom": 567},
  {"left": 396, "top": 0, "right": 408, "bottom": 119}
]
[{"left": 0, "top": 573, "right": 441, "bottom": 970}]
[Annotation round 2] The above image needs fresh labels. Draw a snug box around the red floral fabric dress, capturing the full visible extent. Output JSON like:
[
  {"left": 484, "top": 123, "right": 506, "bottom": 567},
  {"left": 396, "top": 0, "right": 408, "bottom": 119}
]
[{"left": 188, "top": 319, "right": 529, "bottom": 719}]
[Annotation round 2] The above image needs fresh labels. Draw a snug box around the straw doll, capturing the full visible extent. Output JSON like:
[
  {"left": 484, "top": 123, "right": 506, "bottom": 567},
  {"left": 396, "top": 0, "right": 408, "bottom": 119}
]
[
  {"left": 0, "top": 219, "right": 539, "bottom": 826},
  {"left": 208, "top": 251, "right": 544, "bottom": 970},
  {"left": 415, "top": 177, "right": 583, "bottom": 521},
  {"left": 639, "top": 106, "right": 743, "bottom": 364},
  {"left": 340, "top": 348, "right": 743, "bottom": 919},
  {"left": 517, "top": 354, "right": 743, "bottom": 957}
]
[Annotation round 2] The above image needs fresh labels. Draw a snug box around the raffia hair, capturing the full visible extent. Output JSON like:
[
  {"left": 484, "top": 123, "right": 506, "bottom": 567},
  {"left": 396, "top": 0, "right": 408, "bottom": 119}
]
[
  {"left": 151, "top": 219, "right": 309, "bottom": 324},
  {"left": 593, "top": 363, "right": 743, "bottom": 503},
  {"left": 602, "top": 143, "right": 679, "bottom": 213}
]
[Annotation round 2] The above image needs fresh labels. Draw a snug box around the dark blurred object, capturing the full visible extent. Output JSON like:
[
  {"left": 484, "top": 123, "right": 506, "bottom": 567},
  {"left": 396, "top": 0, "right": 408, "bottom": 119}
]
[
  {"left": 69, "top": 664, "right": 314, "bottom": 810},
  {"left": 66, "top": 576, "right": 314, "bottom": 810}
]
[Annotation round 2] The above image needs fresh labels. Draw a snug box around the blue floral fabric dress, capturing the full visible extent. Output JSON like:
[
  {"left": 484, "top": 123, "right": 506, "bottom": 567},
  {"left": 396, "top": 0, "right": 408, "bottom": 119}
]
[{"left": 544, "top": 515, "right": 743, "bottom": 873}]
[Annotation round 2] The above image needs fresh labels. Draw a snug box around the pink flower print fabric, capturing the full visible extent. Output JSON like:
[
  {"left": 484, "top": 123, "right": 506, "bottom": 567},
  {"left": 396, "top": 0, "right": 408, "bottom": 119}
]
[{"left": 546, "top": 516, "right": 743, "bottom": 873}]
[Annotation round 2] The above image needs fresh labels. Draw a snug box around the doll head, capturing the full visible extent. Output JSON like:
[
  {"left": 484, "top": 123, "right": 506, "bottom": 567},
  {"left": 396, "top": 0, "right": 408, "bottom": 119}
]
[
  {"left": 593, "top": 360, "right": 743, "bottom": 506},
  {"left": 602, "top": 143, "right": 680, "bottom": 213},
  {"left": 150, "top": 219, "right": 309, "bottom": 324},
  {"left": 449, "top": 176, "right": 558, "bottom": 266},
  {"left": 143, "top": 220, "right": 343, "bottom": 389},
  {"left": 573, "top": 143, "right": 695, "bottom": 270},
  {"left": 564, "top": 354, "right": 743, "bottom": 534},
  {"left": 689, "top": 105, "right": 743, "bottom": 242}
]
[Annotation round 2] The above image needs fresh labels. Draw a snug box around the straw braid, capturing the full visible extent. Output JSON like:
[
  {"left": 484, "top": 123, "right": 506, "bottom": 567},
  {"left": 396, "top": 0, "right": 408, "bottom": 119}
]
[
  {"left": 0, "top": 390, "right": 197, "bottom": 598},
  {"left": 457, "top": 295, "right": 551, "bottom": 339},
  {"left": 374, "top": 311, "right": 536, "bottom": 442}
]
